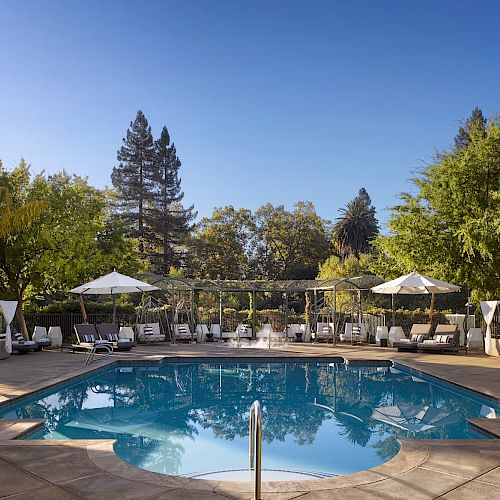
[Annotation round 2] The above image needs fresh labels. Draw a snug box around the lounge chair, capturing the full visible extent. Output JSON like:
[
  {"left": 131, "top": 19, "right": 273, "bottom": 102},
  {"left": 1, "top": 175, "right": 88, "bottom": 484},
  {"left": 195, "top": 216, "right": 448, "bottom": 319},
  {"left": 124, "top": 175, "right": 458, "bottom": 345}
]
[
  {"left": 137, "top": 323, "right": 164, "bottom": 343},
  {"left": 340, "top": 323, "right": 367, "bottom": 343},
  {"left": 315, "top": 322, "right": 334, "bottom": 342},
  {"left": 11, "top": 329, "right": 37, "bottom": 353},
  {"left": 96, "top": 323, "right": 135, "bottom": 351},
  {"left": 393, "top": 324, "right": 433, "bottom": 352},
  {"left": 174, "top": 324, "right": 195, "bottom": 342},
  {"left": 32, "top": 326, "right": 52, "bottom": 350},
  {"left": 287, "top": 323, "right": 305, "bottom": 341},
  {"left": 0, "top": 332, "right": 8, "bottom": 359},
  {"left": 73, "top": 324, "right": 112, "bottom": 353},
  {"left": 418, "top": 324, "right": 460, "bottom": 353}
]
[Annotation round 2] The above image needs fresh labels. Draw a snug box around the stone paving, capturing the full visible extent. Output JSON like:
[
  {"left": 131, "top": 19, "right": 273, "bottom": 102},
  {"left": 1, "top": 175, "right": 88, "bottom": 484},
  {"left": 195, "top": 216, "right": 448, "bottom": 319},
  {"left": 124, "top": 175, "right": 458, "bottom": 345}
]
[{"left": 0, "top": 343, "right": 499, "bottom": 498}]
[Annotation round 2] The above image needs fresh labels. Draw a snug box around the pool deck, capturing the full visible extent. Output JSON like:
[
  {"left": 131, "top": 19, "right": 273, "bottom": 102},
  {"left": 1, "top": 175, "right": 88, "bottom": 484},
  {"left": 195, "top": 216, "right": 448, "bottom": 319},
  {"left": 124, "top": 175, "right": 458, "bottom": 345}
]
[{"left": 0, "top": 343, "right": 500, "bottom": 498}]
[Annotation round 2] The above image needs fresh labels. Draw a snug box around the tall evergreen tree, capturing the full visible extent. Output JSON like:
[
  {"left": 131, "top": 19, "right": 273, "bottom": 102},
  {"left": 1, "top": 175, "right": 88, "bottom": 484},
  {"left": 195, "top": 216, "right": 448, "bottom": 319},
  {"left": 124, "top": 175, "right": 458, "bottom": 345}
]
[
  {"left": 454, "top": 107, "right": 487, "bottom": 149},
  {"left": 111, "top": 111, "right": 155, "bottom": 252},
  {"left": 147, "top": 126, "right": 196, "bottom": 273}
]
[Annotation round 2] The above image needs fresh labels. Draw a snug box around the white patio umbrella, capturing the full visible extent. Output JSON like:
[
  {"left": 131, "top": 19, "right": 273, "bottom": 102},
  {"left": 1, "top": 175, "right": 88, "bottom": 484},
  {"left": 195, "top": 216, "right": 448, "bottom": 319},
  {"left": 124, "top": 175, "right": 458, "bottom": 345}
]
[
  {"left": 0, "top": 300, "right": 18, "bottom": 354},
  {"left": 70, "top": 270, "right": 159, "bottom": 323},
  {"left": 371, "top": 271, "right": 460, "bottom": 325}
]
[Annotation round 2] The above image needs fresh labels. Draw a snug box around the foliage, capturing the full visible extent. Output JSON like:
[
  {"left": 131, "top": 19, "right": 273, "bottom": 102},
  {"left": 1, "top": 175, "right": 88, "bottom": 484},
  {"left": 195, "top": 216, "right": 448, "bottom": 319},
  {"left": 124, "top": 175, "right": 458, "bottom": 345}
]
[
  {"left": 332, "top": 188, "right": 379, "bottom": 258},
  {"left": 187, "top": 206, "right": 255, "bottom": 279},
  {"left": 454, "top": 107, "right": 487, "bottom": 150},
  {"left": 373, "top": 111, "right": 500, "bottom": 302},
  {"left": 253, "top": 201, "right": 331, "bottom": 279},
  {"left": 0, "top": 161, "right": 142, "bottom": 337}
]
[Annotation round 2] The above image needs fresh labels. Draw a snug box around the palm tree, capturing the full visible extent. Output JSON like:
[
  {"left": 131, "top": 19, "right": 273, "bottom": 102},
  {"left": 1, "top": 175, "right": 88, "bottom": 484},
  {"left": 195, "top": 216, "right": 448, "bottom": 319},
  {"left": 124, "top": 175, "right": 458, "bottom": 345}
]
[{"left": 332, "top": 188, "right": 378, "bottom": 258}]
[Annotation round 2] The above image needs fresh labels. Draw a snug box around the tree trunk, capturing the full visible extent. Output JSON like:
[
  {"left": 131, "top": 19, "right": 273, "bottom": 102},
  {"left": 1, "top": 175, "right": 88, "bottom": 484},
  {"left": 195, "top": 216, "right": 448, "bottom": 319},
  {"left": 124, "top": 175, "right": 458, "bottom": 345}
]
[{"left": 16, "top": 299, "right": 29, "bottom": 340}]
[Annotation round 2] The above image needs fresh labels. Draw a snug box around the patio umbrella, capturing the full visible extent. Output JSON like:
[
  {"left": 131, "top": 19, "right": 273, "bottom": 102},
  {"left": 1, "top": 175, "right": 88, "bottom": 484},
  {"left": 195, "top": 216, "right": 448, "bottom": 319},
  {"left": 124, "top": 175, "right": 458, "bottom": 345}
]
[
  {"left": 371, "top": 404, "right": 459, "bottom": 434},
  {"left": 371, "top": 271, "right": 460, "bottom": 326},
  {"left": 70, "top": 270, "right": 159, "bottom": 323},
  {"left": 0, "top": 300, "right": 18, "bottom": 354}
]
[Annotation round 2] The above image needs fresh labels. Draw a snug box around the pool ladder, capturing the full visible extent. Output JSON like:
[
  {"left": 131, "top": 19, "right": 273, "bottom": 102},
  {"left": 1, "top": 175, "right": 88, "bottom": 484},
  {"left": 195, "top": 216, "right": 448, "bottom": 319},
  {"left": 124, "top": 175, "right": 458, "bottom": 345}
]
[
  {"left": 249, "top": 400, "right": 262, "bottom": 500},
  {"left": 85, "top": 344, "right": 113, "bottom": 365}
]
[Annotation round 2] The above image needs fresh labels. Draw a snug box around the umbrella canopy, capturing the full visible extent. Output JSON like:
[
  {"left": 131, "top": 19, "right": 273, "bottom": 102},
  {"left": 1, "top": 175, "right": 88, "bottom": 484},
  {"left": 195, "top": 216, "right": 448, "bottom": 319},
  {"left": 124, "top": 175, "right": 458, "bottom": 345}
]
[
  {"left": 371, "top": 404, "right": 459, "bottom": 434},
  {"left": 70, "top": 270, "right": 159, "bottom": 295},
  {"left": 371, "top": 271, "right": 460, "bottom": 295},
  {"left": 70, "top": 271, "right": 159, "bottom": 323},
  {"left": 371, "top": 271, "right": 460, "bottom": 325}
]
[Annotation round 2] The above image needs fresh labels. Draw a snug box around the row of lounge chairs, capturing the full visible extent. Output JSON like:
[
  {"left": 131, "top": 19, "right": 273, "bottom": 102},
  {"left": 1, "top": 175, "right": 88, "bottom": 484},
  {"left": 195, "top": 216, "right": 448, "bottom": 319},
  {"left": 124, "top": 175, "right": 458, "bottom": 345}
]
[
  {"left": 73, "top": 323, "right": 136, "bottom": 352},
  {"left": 393, "top": 323, "right": 460, "bottom": 353}
]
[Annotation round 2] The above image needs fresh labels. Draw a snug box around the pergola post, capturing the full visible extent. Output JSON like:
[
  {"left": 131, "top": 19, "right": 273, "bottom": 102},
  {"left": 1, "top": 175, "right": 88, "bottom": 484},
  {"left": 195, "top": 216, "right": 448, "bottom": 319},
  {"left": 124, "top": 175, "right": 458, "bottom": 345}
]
[
  {"left": 219, "top": 290, "right": 223, "bottom": 332},
  {"left": 284, "top": 292, "right": 289, "bottom": 339},
  {"left": 313, "top": 289, "right": 317, "bottom": 341},
  {"left": 190, "top": 287, "right": 195, "bottom": 341},
  {"left": 333, "top": 285, "right": 337, "bottom": 346},
  {"left": 252, "top": 287, "right": 256, "bottom": 339}
]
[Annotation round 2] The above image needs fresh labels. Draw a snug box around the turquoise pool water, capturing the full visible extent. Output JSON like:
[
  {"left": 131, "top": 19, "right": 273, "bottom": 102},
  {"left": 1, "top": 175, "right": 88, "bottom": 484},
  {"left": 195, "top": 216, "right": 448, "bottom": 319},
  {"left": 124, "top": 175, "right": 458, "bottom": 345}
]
[{"left": 0, "top": 359, "right": 497, "bottom": 478}]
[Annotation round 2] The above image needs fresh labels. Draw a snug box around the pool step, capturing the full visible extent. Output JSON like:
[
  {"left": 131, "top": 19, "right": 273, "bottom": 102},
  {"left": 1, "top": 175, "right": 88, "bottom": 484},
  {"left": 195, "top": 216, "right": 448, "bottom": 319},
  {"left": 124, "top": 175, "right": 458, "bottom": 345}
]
[{"left": 183, "top": 468, "right": 337, "bottom": 481}]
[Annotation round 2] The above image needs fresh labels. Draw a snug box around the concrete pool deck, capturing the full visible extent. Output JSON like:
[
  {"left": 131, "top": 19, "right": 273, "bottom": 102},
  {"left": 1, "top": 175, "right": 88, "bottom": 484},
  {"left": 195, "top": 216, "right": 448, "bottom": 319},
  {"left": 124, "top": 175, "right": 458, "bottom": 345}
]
[{"left": 0, "top": 343, "right": 499, "bottom": 498}]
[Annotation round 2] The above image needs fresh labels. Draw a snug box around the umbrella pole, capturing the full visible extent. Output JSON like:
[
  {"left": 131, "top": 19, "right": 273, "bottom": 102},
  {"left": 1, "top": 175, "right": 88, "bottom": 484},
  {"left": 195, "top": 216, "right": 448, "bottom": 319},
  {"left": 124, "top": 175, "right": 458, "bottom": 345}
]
[
  {"left": 112, "top": 295, "right": 116, "bottom": 324},
  {"left": 79, "top": 294, "right": 88, "bottom": 324},
  {"left": 391, "top": 294, "right": 395, "bottom": 327},
  {"left": 429, "top": 293, "right": 435, "bottom": 324}
]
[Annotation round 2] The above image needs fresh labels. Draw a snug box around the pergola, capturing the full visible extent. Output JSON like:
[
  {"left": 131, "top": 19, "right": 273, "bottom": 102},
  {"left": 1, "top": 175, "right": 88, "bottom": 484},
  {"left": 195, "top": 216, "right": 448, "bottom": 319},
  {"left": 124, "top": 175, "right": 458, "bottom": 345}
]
[{"left": 140, "top": 273, "right": 381, "bottom": 342}]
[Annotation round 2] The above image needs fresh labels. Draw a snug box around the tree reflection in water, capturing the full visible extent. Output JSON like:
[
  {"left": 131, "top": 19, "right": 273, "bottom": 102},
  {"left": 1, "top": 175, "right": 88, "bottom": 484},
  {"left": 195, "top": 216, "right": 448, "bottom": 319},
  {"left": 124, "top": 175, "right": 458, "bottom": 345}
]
[{"left": 2, "top": 360, "right": 498, "bottom": 476}]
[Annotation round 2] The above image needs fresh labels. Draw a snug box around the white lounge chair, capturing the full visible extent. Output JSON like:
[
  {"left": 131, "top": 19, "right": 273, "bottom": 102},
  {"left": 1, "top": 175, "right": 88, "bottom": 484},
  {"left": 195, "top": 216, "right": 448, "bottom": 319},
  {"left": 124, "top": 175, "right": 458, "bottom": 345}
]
[
  {"left": 315, "top": 322, "right": 334, "bottom": 341},
  {"left": 340, "top": 323, "right": 368, "bottom": 343},
  {"left": 137, "top": 323, "right": 164, "bottom": 343},
  {"left": 174, "top": 323, "right": 195, "bottom": 342},
  {"left": 119, "top": 326, "right": 135, "bottom": 341}
]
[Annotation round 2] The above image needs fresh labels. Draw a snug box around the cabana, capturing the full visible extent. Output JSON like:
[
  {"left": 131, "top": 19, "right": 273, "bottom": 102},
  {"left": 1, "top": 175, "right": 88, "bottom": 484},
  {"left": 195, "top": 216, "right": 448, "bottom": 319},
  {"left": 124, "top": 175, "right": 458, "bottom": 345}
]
[{"left": 139, "top": 274, "right": 378, "bottom": 346}]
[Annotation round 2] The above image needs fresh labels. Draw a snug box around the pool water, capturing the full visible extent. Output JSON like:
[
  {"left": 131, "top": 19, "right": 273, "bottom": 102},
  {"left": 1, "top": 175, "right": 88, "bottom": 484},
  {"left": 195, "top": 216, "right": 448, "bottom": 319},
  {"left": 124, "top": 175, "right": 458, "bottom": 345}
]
[{"left": 0, "top": 359, "right": 498, "bottom": 478}]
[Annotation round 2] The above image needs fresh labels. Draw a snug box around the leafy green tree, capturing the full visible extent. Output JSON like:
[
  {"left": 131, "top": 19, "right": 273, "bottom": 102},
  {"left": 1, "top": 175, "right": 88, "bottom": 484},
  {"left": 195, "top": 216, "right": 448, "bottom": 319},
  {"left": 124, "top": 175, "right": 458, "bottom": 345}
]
[
  {"left": 253, "top": 201, "right": 331, "bottom": 279},
  {"left": 146, "top": 126, "right": 196, "bottom": 274},
  {"left": 112, "top": 110, "right": 155, "bottom": 253},
  {"left": 186, "top": 206, "right": 254, "bottom": 279},
  {"left": 332, "top": 188, "right": 379, "bottom": 258},
  {"left": 0, "top": 162, "right": 141, "bottom": 338},
  {"left": 374, "top": 116, "right": 500, "bottom": 302}
]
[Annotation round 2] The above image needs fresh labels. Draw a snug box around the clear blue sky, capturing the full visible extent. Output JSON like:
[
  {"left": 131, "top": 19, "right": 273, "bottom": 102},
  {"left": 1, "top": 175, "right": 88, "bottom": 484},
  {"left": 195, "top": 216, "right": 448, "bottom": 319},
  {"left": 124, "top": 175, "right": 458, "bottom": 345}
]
[{"left": 1, "top": 0, "right": 499, "bottom": 227}]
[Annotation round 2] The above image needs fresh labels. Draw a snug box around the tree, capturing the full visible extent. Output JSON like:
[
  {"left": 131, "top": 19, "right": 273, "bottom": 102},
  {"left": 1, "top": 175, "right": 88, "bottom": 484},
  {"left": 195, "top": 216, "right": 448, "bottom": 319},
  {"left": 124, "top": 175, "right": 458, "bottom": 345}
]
[
  {"left": 374, "top": 115, "right": 500, "bottom": 302},
  {"left": 454, "top": 107, "right": 487, "bottom": 149},
  {"left": 111, "top": 110, "right": 155, "bottom": 253},
  {"left": 253, "top": 202, "right": 331, "bottom": 279},
  {"left": 0, "top": 162, "right": 142, "bottom": 338},
  {"left": 186, "top": 206, "right": 254, "bottom": 279},
  {"left": 146, "top": 127, "right": 196, "bottom": 273},
  {"left": 332, "top": 188, "right": 379, "bottom": 258}
]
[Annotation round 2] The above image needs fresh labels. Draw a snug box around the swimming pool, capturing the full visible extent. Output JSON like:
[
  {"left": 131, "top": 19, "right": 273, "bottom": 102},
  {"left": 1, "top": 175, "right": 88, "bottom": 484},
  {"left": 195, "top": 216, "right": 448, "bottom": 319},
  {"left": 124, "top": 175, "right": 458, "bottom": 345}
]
[{"left": 0, "top": 358, "right": 498, "bottom": 479}]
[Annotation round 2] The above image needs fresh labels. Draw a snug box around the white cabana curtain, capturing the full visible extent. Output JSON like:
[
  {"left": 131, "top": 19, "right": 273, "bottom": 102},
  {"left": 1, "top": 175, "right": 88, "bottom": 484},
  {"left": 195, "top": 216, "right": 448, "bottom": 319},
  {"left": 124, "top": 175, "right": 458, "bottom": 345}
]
[
  {"left": 0, "top": 300, "right": 18, "bottom": 354},
  {"left": 481, "top": 301, "right": 500, "bottom": 356}
]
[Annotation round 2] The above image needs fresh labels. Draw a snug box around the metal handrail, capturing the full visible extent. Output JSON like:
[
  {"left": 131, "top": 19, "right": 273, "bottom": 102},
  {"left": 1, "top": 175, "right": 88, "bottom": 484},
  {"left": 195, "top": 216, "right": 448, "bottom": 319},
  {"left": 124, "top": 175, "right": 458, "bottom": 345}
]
[
  {"left": 249, "top": 400, "right": 262, "bottom": 500},
  {"left": 85, "top": 344, "right": 113, "bottom": 365}
]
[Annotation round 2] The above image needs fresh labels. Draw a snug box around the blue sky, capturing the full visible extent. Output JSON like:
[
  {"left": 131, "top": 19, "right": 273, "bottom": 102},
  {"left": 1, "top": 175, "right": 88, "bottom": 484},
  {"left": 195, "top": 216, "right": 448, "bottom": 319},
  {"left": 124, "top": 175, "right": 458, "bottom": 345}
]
[{"left": 1, "top": 0, "right": 499, "bottom": 227}]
